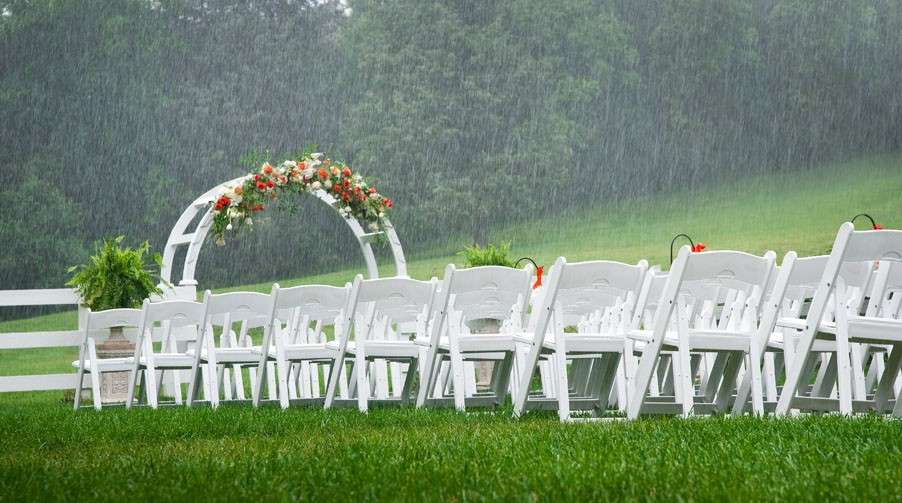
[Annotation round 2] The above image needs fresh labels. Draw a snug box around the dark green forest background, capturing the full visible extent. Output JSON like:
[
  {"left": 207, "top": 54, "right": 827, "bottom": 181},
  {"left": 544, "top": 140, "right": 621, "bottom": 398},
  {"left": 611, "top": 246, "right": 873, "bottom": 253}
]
[{"left": 1, "top": 0, "right": 900, "bottom": 290}]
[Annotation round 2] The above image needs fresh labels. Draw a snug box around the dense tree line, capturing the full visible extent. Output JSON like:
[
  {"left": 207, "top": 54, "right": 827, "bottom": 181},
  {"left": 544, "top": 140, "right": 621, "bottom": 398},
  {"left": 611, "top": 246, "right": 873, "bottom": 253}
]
[{"left": 1, "top": 0, "right": 900, "bottom": 290}]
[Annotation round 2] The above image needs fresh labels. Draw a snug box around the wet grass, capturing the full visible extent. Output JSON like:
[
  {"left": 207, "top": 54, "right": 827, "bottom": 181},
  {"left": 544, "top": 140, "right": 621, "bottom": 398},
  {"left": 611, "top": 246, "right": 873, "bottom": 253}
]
[{"left": 1, "top": 396, "right": 902, "bottom": 501}]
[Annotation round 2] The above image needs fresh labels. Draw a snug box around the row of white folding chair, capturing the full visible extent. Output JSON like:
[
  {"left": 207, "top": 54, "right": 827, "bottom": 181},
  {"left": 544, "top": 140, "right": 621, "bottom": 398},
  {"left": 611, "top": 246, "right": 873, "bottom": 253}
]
[{"left": 777, "top": 223, "right": 902, "bottom": 416}]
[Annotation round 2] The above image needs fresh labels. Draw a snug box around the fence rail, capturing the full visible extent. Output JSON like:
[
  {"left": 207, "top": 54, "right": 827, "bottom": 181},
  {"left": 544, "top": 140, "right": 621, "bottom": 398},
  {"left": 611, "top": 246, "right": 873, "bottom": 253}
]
[
  {"left": 0, "top": 285, "right": 195, "bottom": 395},
  {"left": 0, "top": 288, "right": 85, "bottom": 394}
]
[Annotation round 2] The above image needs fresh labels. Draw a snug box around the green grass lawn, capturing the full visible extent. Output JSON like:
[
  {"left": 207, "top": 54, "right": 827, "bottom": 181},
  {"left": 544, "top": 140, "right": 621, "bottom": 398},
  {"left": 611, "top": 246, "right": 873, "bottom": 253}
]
[
  {"left": 1, "top": 153, "right": 902, "bottom": 500},
  {"left": 1, "top": 400, "right": 902, "bottom": 501}
]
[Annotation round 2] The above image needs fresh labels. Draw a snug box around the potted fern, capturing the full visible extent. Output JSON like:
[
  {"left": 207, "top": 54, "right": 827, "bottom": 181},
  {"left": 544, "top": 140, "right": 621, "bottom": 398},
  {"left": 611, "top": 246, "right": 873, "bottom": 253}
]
[{"left": 67, "top": 236, "right": 164, "bottom": 402}]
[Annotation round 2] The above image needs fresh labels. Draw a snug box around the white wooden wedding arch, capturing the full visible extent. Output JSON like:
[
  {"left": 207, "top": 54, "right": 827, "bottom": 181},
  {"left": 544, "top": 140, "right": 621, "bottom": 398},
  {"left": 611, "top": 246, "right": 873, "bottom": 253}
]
[{"left": 160, "top": 176, "right": 408, "bottom": 299}]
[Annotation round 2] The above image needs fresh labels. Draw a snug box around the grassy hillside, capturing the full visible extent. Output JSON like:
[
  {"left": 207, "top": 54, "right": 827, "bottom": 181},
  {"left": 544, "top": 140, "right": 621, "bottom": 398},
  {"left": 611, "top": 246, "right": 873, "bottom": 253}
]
[{"left": 2, "top": 152, "right": 901, "bottom": 379}]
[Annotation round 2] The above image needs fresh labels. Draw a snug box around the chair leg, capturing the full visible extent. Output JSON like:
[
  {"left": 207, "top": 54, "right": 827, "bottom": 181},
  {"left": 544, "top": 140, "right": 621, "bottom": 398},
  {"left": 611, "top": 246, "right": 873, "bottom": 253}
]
[
  {"left": 355, "top": 351, "right": 369, "bottom": 413},
  {"left": 448, "top": 342, "right": 467, "bottom": 412},
  {"left": 714, "top": 353, "right": 743, "bottom": 413},
  {"left": 748, "top": 342, "right": 764, "bottom": 416},
  {"left": 74, "top": 367, "right": 85, "bottom": 411},
  {"left": 492, "top": 352, "right": 514, "bottom": 406},
  {"left": 595, "top": 354, "right": 621, "bottom": 414},
  {"left": 87, "top": 368, "right": 102, "bottom": 412},
  {"left": 553, "top": 346, "right": 570, "bottom": 421},
  {"left": 146, "top": 365, "right": 159, "bottom": 409},
  {"left": 277, "top": 357, "right": 290, "bottom": 410},
  {"left": 400, "top": 358, "right": 418, "bottom": 405},
  {"left": 763, "top": 353, "right": 778, "bottom": 403},
  {"left": 875, "top": 344, "right": 902, "bottom": 411}
]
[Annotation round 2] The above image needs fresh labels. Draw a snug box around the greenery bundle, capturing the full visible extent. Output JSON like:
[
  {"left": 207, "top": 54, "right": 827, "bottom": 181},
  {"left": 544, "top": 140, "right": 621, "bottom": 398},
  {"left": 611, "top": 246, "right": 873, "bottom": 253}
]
[
  {"left": 66, "top": 236, "right": 163, "bottom": 311},
  {"left": 459, "top": 242, "right": 515, "bottom": 268}
]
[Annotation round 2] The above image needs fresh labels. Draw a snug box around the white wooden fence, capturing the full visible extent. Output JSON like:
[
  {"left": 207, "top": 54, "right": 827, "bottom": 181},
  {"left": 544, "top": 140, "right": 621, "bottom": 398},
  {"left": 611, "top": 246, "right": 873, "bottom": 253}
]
[
  {"left": 0, "top": 286, "right": 196, "bottom": 394},
  {"left": 0, "top": 288, "right": 86, "bottom": 393}
]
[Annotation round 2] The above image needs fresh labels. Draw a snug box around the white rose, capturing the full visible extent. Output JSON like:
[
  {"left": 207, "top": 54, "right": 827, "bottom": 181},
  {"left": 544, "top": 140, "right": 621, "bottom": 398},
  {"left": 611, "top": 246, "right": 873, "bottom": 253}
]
[
  {"left": 246, "top": 218, "right": 253, "bottom": 226},
  {"left": 378, "top": 212, "right": 385, "bottom": 218},
  {"left": 312, "top": 181, "right": 321, "bottom": 190},
  {"left": 368, "top": 222, "right": 379, "bottom": 231},
  {"left": 226, "top": 223, "right": 233, "bottom": 231},
  {"left": 324, "top": 180, "right": 332, "bottom": 189},
  {"left": 311, "top": 152, "right": 323, "bottom": 160}
]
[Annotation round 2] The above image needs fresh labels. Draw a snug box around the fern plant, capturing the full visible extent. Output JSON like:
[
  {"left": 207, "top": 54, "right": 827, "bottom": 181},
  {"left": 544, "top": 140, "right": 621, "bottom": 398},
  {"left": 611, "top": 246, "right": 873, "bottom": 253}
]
[
  {"left": 459, "top": 241, "right": 515, "bottom": 268},
  {"left": 66, "top": 236, "right": 163, "bottom": 311}
]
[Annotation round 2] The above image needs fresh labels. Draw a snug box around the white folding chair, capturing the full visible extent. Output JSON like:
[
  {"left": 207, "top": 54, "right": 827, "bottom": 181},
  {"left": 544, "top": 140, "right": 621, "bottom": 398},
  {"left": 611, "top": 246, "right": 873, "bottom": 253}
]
[
  {"left": 186, "top": 288, "right": 276, "bottom": 409},
  {"left": 126, "top": 299, "right": 208, "bottom": 409},
  {"left": 776, "top": 222, "right": 902, "bottom": 416},
  {"left": 416, "top": 264, "right": 533, "bottom": 411},
  {"left": 258, "top": 283, "right": 350, "bottom": 409},
  {"left": 627, "top": 247, "right": 776, "bottom": 419},
  {"left": 73, "top": 308, "right": 142, "bottom": 410},
  {"left": 512, "top": 257, "right": 649, "bottom": 420},
  {"left": 732, "top": 253, "right": 874, "bottom": 414},
  {"left": 324, "top": 275, "right": 438, "bottom": 412}
]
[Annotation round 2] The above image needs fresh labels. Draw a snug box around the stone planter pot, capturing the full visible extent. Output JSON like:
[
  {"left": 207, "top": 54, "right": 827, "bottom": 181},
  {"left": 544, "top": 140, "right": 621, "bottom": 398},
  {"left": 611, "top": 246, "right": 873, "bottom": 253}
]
[
  {"left": 466, "top": 318, "right": 502, "bottom": 389},
  {"left": 95, "top": 326, "right": 134, "bottom": 403}
]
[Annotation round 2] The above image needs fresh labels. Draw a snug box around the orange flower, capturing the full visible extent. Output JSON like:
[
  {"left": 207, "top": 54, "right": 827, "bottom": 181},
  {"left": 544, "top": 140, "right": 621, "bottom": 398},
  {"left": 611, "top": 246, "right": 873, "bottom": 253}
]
[
  {"left": 318, "top": 168, "right": 329, "bottom": 180},
  {"left": 262, "top": 163, "right": 273, "bottom": 175},
  {"left": 234, "top": 186, "right": 243, "bottom": 196}
]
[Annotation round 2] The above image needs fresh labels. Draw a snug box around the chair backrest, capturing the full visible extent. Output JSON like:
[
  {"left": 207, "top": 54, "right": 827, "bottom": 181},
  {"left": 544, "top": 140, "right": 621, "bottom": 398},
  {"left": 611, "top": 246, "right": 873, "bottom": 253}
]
[
  {"left": 780, "top": 255, "right": 872, "bottom": 320},
  {"left": 274, "top": 283, "right": 350, "bottom": 322},
  {"left": 137, "top": 299, "right": 207, "bottom": 353},
  {"left": 204, "top": 290, "right": 274, "bottom": 322},
  {"left": 353, "top": 275, "right": 437, "bottom": 322},
  {"left": 632, "top": 267, "right": 667, "bottom": 330},
  {"left": 874, "top": 261, "right": 902, "bottom": 319},
  {"left": 440, "top": 264, "right": 533, "bottom": 323},
  {"left": 142, "top": 299, "right": 207, "bottom": 327},
  {"left": 654, "top": 247, "right": 776, "bottom": 333},
  {"left": 272, "top": 283, "right": 351, "bottom": 345},
  {"left": 200, "top": 289, "right": 276, "bottom": 349},
  {"left": 80, "top": 308, "right": 143, "bottom": 360},
  {"left": 346, "top": 275, "right": 438, "bottom": 345},
  {"left": 801, "top": 223, "right": 902, "bottom": 331},
  {"left": 84, "top": 308, "right": 143, "bottom": 332},
  {"left": 553, "top": 259, "right": 649, "bottom": 329}
]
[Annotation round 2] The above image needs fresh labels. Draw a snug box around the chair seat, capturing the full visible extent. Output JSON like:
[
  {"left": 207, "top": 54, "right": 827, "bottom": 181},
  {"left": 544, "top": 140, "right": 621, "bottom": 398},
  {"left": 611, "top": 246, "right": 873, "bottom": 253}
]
[
  {"left": 847, "top": 317, "right": 902, "bottom": 344},
  {"left": 777, "top": 317, "right": 838, "bottom": 336},
  {"left": 280, "top": 343, "right": 337, "bottom": 361},
  {"left": 457, "top": 333, "right": 528, "bottom": 353},
  {"left": 768, "top": 331, "right": 837, "bottom": 352},
  {"left": 627, "top": 329, "right": 752, "bottom": 351},
  {"left": 329, "top": 340, "right": 420, "bottom": 359},
  {"left": 187, "top": 346, "right": 263, "bottom": 364},
  {"left": 540, "top": 334, "right": 625, "bottom": 353},
  {"left": 72, "top": 357, "right": 134, "bottom": 372},
  {"left": 139, "top": 353, "right": 194, "bottom": 368}
]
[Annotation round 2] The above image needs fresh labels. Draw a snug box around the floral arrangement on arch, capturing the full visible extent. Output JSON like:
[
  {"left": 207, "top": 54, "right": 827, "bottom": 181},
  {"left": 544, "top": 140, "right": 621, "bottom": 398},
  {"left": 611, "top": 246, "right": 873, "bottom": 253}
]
[{"left": 210, "top": 152, "right": 393, "bottom": 245}]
